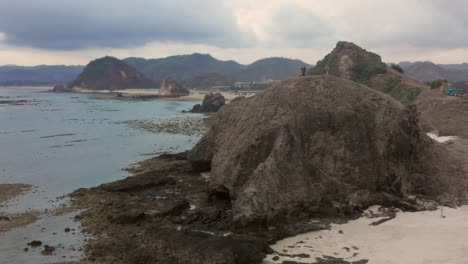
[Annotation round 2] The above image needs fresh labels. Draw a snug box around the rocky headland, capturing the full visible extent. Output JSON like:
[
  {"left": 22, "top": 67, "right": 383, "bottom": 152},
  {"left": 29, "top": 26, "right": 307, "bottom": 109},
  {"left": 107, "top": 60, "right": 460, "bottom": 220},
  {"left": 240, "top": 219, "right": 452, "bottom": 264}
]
[
  {"left": 159, "top": 77, "right": 190, "bottom": 97},
  {"left": 309, "top": 41, "right": 427, "bottom": 105},
  {"left": 67, "top": 56, "right": 156, "bottom": 91},
  {"left": 69, "top": 75, "right": 465, "bottom": 264}
]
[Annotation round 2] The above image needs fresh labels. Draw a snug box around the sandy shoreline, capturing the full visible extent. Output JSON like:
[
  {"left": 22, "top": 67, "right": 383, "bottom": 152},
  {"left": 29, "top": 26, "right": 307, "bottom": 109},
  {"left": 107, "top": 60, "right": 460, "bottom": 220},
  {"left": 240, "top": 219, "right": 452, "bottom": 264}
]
[
  {"left": 62, "top": 87, "right": 255, "bottom": 101},
  {"left": 0, "top": 86, "right": 51, "bottom": 92},
  {"left": 0, "top": 183, "right": 33, "bottom": 205},
  {"left": 264, "top": 205, "right": 468, "bottom": 264},
  {"left": 0, "top": 86, "right": 256, "bottom": 101}
]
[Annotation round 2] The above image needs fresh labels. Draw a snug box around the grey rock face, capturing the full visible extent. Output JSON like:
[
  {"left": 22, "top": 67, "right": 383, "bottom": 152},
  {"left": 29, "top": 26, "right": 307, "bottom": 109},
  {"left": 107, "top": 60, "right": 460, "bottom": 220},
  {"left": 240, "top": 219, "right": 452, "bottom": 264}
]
[{"left": 189, "top": 76, "right": 464, "bottom": 225}]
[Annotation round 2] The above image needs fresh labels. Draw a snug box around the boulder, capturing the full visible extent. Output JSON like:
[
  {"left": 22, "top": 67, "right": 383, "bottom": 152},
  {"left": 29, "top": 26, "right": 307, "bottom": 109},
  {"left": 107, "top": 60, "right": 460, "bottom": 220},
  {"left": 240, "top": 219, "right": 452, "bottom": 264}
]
[
  {"left": 159, "top": 77, "right": 190, "bottom": 97},
  {"left": 190, "top": 93, "right": 225, "bottom": 113},
  {"left": 189, "top": 76, "right": 465, "bottom": 225}
]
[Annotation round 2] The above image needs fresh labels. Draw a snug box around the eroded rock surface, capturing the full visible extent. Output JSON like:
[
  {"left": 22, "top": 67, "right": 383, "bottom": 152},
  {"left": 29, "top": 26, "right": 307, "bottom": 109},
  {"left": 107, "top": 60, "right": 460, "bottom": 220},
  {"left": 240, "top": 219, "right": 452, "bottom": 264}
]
[{"left": 189, "top": 75, "right": 464, "bottom": 225}]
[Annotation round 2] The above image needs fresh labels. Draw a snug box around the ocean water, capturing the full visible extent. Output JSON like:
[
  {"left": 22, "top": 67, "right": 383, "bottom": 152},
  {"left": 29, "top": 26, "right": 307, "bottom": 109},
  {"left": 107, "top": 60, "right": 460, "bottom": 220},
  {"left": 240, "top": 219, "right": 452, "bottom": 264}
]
[
  {"left": 0, "top": 88, "right": 203, "bottom": 263},
  {"left": 0, "top": 89, "right": 202, "bottom": 211}
]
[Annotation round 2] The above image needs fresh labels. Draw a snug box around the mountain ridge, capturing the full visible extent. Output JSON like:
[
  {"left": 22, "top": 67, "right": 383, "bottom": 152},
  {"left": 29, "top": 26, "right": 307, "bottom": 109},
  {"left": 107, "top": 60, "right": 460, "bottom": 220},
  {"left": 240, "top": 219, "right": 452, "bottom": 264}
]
[
  {"left": 399, "top": 61, "right": 468, "bottom": 83},
  {"left": 0, "top": 53, "right": 311, "bottom": 87}
]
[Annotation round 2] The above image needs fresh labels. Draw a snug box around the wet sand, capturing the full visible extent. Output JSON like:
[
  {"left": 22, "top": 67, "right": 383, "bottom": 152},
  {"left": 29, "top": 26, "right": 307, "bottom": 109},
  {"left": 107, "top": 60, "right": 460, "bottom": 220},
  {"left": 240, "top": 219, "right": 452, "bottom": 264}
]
[
  {"left": 0, "top": 184, "right": 39, "bottom": 233},
  {"left": 0, "top": 183, "right": 86, "bottom": 263},
  {"left": 0, "top": 183, "right": 33, "bottom": 205}
]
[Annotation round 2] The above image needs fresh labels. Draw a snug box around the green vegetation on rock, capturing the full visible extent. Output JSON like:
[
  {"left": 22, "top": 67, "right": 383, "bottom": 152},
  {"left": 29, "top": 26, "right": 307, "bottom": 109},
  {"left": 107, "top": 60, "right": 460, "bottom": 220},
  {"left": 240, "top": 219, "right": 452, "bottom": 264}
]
[
  {"left": 382, "top": 77, "right": 422, "bottom": 105},
  {"left": 430, "top": 79, "right": 448, "bottom": 89},
  {"left": 350, "top": 58, "right": 387, "bottom": 86},
  {"left": 307, "top": 41, "right": 426, "bottom": 105},
  {"left": 308, "top": 54, "right": 338, "bottom": 75}
]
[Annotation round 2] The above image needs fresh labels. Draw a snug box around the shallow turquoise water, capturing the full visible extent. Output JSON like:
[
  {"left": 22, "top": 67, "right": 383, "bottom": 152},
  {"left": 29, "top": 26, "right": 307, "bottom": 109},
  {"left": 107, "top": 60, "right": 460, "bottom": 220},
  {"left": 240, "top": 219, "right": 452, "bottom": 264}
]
[{"left": 0, "top": 89, "right": 203, "bottom": 212}]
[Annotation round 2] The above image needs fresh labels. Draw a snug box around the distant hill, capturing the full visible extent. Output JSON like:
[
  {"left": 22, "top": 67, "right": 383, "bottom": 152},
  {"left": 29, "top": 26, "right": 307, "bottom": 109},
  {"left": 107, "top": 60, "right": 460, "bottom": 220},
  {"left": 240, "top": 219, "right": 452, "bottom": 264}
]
[
  {"left": 1, "top": 53, "right": 310, "bottom": 88},
  {"left": 399, "top": 61, "right": 468, "bottom": 83},
  {"left": 69, "top": 56, "right": 156, "bottom": 90},
  {"left": 123, "top": 53, "right": 244, "bottom": 85},
  {"left": 236, "top": 57, "right": 310, "bottom": 82},
  {"left": 124, "top": 53, "right": 310, "bottom": 88},
  {"left": 181, "top": 73, "right": 234, "bottom": 89},
  {"left": 309, "top": 41, "right": 427, "bottom": 104},
  {"left": 0, "top": 65, "right": 83, "bottom": 86},
  {"left": 438, "top": 63, "right": 468, "bottom": 71}
]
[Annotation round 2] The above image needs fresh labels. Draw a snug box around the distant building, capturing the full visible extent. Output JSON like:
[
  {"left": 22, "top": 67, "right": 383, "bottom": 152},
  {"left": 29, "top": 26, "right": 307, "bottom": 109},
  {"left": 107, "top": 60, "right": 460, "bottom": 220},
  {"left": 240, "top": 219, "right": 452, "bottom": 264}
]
[
  {"left": 233, "top": 82, "right": 252, "bottom": 89},
  {"left": 233, "top": 80, "right": 281, "bottom": 91},
  {"left": 209, "top": 86, "right": 231, "bottom": 92}
]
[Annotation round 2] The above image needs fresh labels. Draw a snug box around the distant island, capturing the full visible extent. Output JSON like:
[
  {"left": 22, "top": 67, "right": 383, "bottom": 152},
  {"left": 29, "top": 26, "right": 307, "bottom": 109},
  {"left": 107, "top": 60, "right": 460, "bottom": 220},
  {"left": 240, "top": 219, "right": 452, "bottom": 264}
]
[{"left": 67, "top": 56, "right": 156, "bottom": 91}]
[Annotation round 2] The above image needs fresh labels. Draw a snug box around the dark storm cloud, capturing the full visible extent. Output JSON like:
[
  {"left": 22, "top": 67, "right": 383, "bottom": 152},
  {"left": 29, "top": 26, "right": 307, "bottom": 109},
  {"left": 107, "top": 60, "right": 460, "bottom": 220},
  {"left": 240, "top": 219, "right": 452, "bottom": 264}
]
[{"left": 0, "top": 0, "right": 254, "bottom": 50}]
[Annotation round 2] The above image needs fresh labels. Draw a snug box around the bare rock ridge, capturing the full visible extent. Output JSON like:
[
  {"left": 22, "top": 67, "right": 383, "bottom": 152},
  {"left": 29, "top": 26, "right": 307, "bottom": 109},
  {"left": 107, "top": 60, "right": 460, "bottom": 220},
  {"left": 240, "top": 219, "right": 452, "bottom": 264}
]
[
  {"left": 159, "top": 77, "right": 189, "bottom": 97},
  {"left": 189, "top": 76, "right": 464, "bottom": 225},
  {"left": 309, "top": 41, "right": 427, "bottom": 104},
  {"left": 69, "top": 56, "right": 156, "bottom": 90}
]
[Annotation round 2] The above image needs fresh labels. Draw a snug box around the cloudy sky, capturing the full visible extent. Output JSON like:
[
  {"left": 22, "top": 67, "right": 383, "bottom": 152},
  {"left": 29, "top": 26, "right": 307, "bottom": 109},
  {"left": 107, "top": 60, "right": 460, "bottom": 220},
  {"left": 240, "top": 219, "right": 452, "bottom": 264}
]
[{"left": 1, "top": 0, "right": 467, "bottom": 66}]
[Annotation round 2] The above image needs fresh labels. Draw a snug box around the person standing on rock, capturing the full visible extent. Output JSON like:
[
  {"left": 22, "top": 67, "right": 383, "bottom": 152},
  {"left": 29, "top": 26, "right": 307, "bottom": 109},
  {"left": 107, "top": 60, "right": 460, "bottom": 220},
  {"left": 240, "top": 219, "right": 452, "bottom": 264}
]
[
  {"left": 322, "top": 65, "right": 330, "bottom": 76},
  {"left": 299, "top": 66, "right": 307, "bottom": 76}
]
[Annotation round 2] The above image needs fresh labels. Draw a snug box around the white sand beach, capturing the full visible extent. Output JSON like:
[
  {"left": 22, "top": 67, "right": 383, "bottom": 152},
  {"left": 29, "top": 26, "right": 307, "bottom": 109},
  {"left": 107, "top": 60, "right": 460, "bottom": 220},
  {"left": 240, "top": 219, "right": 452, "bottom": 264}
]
[
  {"left": 76, "top": 88, "right": 256, "bottom": 101},
  {"left": 264, "top": 205, "right": 468, "bottom": 264}
]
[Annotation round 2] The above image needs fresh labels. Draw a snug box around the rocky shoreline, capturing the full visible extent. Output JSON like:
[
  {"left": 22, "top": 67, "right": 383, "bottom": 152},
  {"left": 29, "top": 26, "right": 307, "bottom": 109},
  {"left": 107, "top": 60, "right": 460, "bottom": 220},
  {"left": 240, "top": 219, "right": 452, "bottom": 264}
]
[
  {"left": 69, "top": 153, "right": 335, "bottom": 264},
  {"left": 68, "top": 151, "right": 460, "bottom": 264},
  {"left": 62, "top": 76, "right": 468, "bottom": 264}
]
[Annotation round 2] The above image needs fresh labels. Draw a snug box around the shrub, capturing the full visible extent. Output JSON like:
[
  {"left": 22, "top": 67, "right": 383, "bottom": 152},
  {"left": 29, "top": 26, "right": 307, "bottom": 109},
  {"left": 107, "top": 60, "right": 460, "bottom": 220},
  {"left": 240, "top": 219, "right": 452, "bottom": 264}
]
[
  {"left": 308, "top": 54, "right": 338, "bottom": 75},
  {"left": 382, "top": 77, "right": 422, "bottom": 105},
  {"left": 350, "top": 60, "right": 387, "bottom": 85},
  {"left": 430, "top": 79, "right": 448, "bottom": 89}
]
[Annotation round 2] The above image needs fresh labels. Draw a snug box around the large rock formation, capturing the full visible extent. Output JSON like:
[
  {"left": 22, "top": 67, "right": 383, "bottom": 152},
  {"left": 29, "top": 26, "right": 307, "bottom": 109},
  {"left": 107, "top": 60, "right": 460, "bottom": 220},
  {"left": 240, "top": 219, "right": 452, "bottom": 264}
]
[
  {"left": 309, "top": 41, "right": 427, "bottom": 104},
  {"left": 189, "top": 76, "right": 464, "bottom": 225},
  {"left": 159, "top": 77, "right": 190, "bottom": 97},
  {"left": 190, "top": 93, "right": 225, "bottom": 112},
  {"left": 69, "top": 56, "right": 156, "bottom": 90}
]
